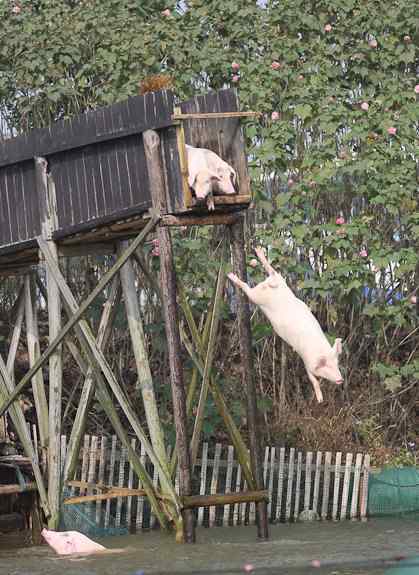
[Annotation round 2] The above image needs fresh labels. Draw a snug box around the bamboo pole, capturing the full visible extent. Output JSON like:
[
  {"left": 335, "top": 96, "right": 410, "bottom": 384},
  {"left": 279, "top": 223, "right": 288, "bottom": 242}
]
[
  {"left": 179, "top": 289, "right": 255, "bottom": 489},
  {"left": 24, "top": 274, "right": 49, "bottom": 455},
  {"left": 0, "top": 216, "right": 159, "bottom": 417},
  {"left": 0, "top": 355, "right": 50, "bottom": 517},
  {"left": 63, "top": 277, "right": 121, "bottom": 482},
  {"left": 36, "top": 156, "right": 62, "bottom": 529},
  {"left": 118, "top": 241, "right": 173, "bottom": 501},
  {"left": 144, "top": 129, "right": 194, "bottom": 543},
  {"left": 229, "top": 216, "right": 269, "bottom": 539},
  {"left": 37, "top": 237, "right": 181, "bottom": 526},
  {"left": 6, "top": 284, "right": 25, "bottom": 379},
  {"left": 190, "top": 251, "right": 227, "bottom": 466},
  {"left": 2, "top": 284, "right": 25, "bottom": 443}
]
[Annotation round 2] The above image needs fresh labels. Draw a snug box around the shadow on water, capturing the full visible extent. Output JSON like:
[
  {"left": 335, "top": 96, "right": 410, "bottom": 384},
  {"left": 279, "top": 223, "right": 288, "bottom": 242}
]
[{"left": 0, "top": 518, "right": 418, "bottom": 575}]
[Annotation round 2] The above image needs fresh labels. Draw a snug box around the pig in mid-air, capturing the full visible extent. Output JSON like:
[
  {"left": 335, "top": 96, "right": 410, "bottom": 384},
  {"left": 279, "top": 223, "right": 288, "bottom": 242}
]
[
  {"left": 41, "top": 528, "right": 106, "bottom": 555},
  {"left": 185, "top": 144, "right": 237, "bottom": 210},
  {"left": 228, "top": 247, "right": 343, "bottom": 403}
]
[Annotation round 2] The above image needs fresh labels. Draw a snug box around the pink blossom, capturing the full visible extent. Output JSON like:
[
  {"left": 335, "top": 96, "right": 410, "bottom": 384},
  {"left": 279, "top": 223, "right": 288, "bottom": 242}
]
[
  {"left": 403, "top": 35, "right": 411, "bottom": 43},
  {"left": 271, "top": 111, "right": 280, "bottom": 121},
  {"left": 359, "top": 249, "right": 368, "bottom": 258},
  {"left": 152, "top": 247, "right": 160, "bottom": 257},
  {"left": 232, "top": 75, "right": 240, "bottom": 83},
  {"left": 297, "top": 74, "right": 304, "bottom": 81},
  {"left": 11, "top": 4, "right": 21, "bottom": 13},
  {"left": 311, "top": 560, "right": 321, "bottom": 568},
  {"left": 287, "top": 178, "right": 294, "bottom": 187},
  {"left": 249, "top": 258, "right": 258, "bottom": 268},
  {"left": 360, "top": 102, "right": 369, "bottom": 111},
  {"left": 414, "top": 85, "right": 419, "bottom": 94},
  {"left": 271, "top": 61, "right": 281, "bottom": 70},
  {"left": 152, "top": 238, "right": 159, "bottom": 246},
  {"left": 369, "top": 39, "right": 378, "bottom": 48},
  {"left": 335, "top": 216, "right": 345, "bottom": 225},
  {"left": 410, "top": 295, "right": 417, "bottom": 305},
  {"left": 387, "top": 126, "right": 397, "bottom": 136},
  {"left": 243, "top": 565, "right": 254, "bottom": 573},
  {"left": 161, "top": 8, "right": 171, "bottom": 16},
  {"left": 324, "top": 23, "right": 332, "bottom": 32},
  {"left": 231, "top": 61, "right": 240, "bottom": 72}
]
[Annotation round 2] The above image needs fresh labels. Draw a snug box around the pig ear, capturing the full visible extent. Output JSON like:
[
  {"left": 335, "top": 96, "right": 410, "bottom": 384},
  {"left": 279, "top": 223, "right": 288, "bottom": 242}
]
[
  {"left": 315, "top": 356, "right": 327, "bottom": 369},
  {"left": 188, "top": 171, "right": 197, "bottom": 189},
  {"left": 333, "top": 338, "right": 343, "bottom": 356}
]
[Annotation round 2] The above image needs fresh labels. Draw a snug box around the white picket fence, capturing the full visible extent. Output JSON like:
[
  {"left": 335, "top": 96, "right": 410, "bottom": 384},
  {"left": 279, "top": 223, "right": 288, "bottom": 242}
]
[{"left": 50, "top": 434, "right": 370, "bottom": 531}]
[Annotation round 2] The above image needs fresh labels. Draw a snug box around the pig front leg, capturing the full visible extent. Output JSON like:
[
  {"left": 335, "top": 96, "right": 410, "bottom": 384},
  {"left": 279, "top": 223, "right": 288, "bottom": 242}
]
[
  {"left": 307, "top": 372, "right": 324, "bottom": 403},
  {"left": 227, "top": 273, "right": 253, "bottom": 299},
  {"left": 255, "top": 246, "right": 277, "bottom": 277}
]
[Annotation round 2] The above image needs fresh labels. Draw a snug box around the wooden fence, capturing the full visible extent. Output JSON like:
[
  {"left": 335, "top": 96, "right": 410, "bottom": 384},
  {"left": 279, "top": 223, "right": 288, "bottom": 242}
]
[{"left": 45, "top": 434, "right": 370, "bottom": 531}]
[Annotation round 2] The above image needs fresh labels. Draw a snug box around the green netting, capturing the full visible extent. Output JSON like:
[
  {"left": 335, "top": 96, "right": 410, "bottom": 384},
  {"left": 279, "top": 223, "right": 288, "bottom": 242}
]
[
  {"left": 60, "top": 488, "right": 128, "bottom": 537},
  {"left": 368, "top": 467, "right": 419, "bottom": 518}
]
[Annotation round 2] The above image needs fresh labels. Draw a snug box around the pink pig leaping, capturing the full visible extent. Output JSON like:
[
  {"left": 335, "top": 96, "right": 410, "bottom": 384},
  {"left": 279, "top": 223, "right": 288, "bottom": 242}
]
[
  {"left": 41, "top": 528, "right": 106, "bottom": 555},
  {"left": 228, "top": 247, "right": 343, "bottom": 403}
]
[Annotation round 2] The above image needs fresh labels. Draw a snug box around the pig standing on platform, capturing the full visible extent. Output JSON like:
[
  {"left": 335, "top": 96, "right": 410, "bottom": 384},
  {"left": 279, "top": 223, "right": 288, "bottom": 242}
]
[
  {"left": 185, "top": 144, "right": 237, "bottom": 210},
  {"left": 228, "top": 247, "right": 343, "bottom": 403},
  {"left": 41, "top": 528, "right": 106, "bottom": 555}
]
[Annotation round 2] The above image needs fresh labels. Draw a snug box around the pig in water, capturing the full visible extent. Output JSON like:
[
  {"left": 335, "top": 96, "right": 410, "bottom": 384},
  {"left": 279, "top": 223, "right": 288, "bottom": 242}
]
[
  {"left": 228, "top": 247, "right": 343, "bottom": 403},
  {"left": 41, "top": 528, "right": 106, "bottom": 555},
  {"left": 185, "top": 144, "right": 237, "bottom": 210}
]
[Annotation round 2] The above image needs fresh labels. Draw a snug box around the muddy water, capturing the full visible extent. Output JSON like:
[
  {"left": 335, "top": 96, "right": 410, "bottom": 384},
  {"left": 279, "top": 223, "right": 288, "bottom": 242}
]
[{"left": 0, "top": 518, "right": 418, "bottom": 575}]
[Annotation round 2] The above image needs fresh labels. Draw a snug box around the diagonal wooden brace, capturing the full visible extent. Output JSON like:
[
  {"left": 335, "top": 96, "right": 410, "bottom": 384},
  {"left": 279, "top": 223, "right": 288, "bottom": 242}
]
[{"left": 0, "top": 216, "right": 159, "bottom": 417}]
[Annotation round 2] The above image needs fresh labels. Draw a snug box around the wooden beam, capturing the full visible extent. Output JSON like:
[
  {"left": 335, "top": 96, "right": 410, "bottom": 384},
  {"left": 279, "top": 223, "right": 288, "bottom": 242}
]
[
  {"left": 172, "top": 111, "right": 260, "bottom": 120},
  {"left": 161, "top": 213, "right": 240, "bottom": 227},
  {"left": 144, "top": 129, "right": 195, "bottom": 544},
  {"left": 190, "top": 194, "right": 251, "bottom": 207},
  {"left": 0, "top": 482, "right": 37, "bottom": 495},
  {"left": 0, "top": 216, "right": 159, "bottom": 418},
  {"left": 230, "top": 216, "right": 269, "bottom": 540},
  {"left": 182, "top": 490, "right": 269, "bottom": 509}
]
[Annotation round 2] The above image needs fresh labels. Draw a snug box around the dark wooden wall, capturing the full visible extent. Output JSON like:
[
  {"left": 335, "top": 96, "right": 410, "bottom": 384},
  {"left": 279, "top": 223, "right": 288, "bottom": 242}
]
[{"left": 0, "top": 88, "right": 249, "bottom": 257}]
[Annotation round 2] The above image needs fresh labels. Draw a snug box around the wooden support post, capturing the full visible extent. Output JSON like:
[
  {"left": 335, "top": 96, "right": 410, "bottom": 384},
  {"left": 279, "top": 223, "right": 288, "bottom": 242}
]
[
  {"left": 144, "top": 129, "right": 195, "bottom": 544},
  {"left": 36, "top": 156, "right": 62, "bottom": 529},
  {"left": 24, "top": 274, "right": 49, "bottom": 455},
  {"left": 229, "top": 216, "right": 269, "bottom": 539}
]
